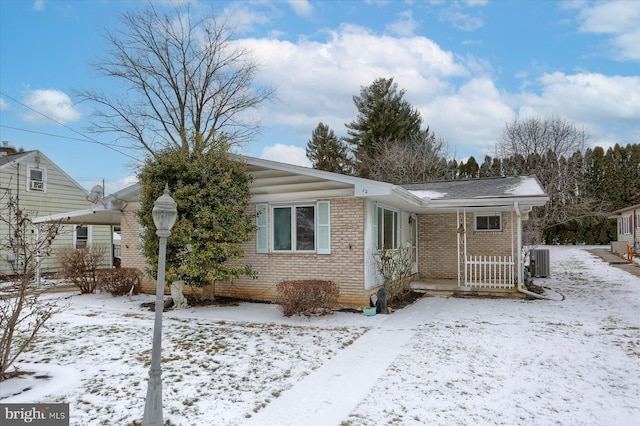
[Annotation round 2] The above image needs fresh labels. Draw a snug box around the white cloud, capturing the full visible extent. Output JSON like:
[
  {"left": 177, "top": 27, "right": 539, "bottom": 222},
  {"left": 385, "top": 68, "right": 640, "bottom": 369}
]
[
  {"left": 235, "top": 23, "right": 636, "bottom": 163},
  {"left": 21, "top": 89, "right": 82, "bottom": 124},
  {"left": 261, "top": 144, "right": 311, "bottom": 167},
  {"left": 239, "top": 24, "right": 467, "bottom": 140},
  {"left": 0, "top": 98, "right": 9, "bottom": 111},
  {"left": 519, "top": 72, "right": 640, "bottom": 121},
  {"left": 576, "top": 1, "right": 640, "bottom": 61},
  {"left": 83, "top": 175, "right": 138, "bottom": 195},
  {"left": 438, "top": 3, "right": 484, "bottom": 32},
  {"left": 287, "top": 0, "right": 313, "bottom": 18},
  {"left": 516, "top": 72, "right": 640, "bottom": 148},
  {"left": 222, "top": 3, "right": 271, "bottom": 34},
  {"left": 386, "top": 10, "right": 420, "bottom": 36},
  {"left": 423, "top": 78, "right": 514, "bottom": 157}
]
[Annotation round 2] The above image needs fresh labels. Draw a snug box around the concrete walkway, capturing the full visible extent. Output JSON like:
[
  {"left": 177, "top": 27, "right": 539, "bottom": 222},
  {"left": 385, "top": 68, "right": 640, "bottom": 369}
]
[
  {"left": 244, "top": 296, "right": 450, "bottom": 426},
  {"left": 587, "top": 248, "right": 640, "bottom": 279}
]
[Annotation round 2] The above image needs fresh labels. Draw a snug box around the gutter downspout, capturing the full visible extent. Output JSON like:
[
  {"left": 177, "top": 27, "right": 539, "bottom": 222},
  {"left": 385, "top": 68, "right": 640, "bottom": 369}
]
[{"left": 514, "top": 202, "right": 552, "bottom": 300}]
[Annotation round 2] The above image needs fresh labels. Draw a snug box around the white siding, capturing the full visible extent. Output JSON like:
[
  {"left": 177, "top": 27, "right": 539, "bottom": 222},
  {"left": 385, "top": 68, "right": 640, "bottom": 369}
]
[{"left": 0, "top": 152, "right": 113, "bottom": 274}]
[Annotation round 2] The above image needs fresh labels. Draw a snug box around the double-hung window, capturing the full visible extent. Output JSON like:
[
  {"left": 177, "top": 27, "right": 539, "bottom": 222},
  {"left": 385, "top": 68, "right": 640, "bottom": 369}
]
[
  {"left": 74, "top": 225, "right": 90, "bottom": 248},
  {"left": 273, "top": 205, "right": 315, "bottom": 251},
  {"left": 27, "top": 164, "right": 46, "bottom": 192},
  {"left": 256, "top": 202, "right": 330, "bottom": 254},
  {"left": 623, "top": 216, "right": 631, "bottom": 234},
  {"left": 475, "top": 213, "right": 502, "bottom": 231}
]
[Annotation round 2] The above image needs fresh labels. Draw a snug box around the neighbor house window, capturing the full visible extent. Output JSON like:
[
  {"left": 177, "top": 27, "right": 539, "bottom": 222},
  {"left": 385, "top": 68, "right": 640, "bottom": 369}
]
[
  {"left": 376, "top": 206, "right": 399, "bottom": 250},
  {"left": 27, "top": 164, "right": 46, "bottom": 192},
  {"left": 255, "top": 202, "right": 331, "bottom": 254},
  {"left": 475, "top": 213, "right": 502, "bottom": 231},
  {"left": 74, "top": 225, "right": 90, "bottom": 248},
  {"left": 623, "top": 216, "right": 631, "bottom": 234}
]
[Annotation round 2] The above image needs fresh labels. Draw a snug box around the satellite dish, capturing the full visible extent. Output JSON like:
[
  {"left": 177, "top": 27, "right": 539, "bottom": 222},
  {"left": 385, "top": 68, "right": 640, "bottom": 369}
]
[{"left": 87, "top": 185, "right": 104, "bottom": 204}]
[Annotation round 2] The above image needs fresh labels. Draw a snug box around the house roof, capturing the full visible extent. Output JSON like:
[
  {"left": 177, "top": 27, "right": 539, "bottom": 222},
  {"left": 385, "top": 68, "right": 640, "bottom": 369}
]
[
  {"left": 402, "top": 175, "right": 546, "bottom": 200},
  {"left": 609, "top": 203, "right": 640, "bottom": 218},
  {"left": 0, "top": 149, "right": 89, "bottom": 194},
  {"left": 34, "top": 155, "right": 549, "bottom": 225},
  {"left": 0, "top": 150, "right": 33, "bottom": 168}
]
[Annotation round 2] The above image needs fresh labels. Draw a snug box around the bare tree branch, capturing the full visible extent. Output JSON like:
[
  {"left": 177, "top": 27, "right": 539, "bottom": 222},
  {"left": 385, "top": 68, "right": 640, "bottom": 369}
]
[{"left": 78, "top": 3, "right": 274, "bottom": 156}]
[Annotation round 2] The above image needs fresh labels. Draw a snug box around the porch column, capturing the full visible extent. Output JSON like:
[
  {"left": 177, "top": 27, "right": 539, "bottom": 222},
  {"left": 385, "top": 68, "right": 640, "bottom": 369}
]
[{"left": 514, "top": 202, "right": 522, "bottom": 289}]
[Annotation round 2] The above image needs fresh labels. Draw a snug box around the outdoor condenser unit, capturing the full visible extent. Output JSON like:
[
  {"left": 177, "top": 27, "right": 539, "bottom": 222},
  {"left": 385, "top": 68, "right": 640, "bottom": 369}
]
[{"left": 530, "top": 249, "right": 550, "bottom": 277}]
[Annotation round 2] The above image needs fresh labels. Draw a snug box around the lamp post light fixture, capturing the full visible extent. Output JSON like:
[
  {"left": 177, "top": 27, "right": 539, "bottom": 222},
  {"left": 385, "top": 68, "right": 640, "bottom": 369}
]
[{"left": 143, "top": 184, "right": 178, "bottom": 426}]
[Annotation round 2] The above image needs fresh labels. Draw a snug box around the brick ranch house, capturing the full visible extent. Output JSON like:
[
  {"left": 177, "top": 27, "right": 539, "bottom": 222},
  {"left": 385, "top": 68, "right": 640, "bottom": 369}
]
[{"left": 36, "top": 156, "right": 548, "bottom": 307}]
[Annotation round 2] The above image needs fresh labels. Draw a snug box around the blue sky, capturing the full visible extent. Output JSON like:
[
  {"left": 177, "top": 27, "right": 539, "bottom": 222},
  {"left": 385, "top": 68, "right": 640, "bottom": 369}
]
[{"left": 1, "top": 0, "right": 639, "bottom": 193}]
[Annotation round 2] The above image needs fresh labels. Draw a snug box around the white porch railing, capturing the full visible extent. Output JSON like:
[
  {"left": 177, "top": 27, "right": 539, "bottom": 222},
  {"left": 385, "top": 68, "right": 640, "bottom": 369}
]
[{"left": 465, "top": 255, "right": 515, "bottom": 288}]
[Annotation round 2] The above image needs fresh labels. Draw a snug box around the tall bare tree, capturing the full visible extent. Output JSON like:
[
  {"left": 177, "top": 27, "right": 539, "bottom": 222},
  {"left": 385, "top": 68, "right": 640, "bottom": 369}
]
[
  {"left": 362, "top": 130, "right": 448, "bottom": 184},
  {"left": 498, "top": 115, "right": 588, "bottom": 161},
  {"left": 80, "top": 3, "right": 274, "bottom": 156},
  {"left": 498, "top": 115, "right": 599, "bottom": 243}
]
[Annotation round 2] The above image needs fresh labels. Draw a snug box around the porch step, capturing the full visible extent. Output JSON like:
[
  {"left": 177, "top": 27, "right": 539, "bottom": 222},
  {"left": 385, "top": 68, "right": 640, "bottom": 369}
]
[{"left": 411, "top": 280, "right": 524, "bottom": 299}]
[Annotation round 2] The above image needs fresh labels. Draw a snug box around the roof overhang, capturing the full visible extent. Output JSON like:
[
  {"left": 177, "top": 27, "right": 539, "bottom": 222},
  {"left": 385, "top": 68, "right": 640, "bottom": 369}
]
[{"left": 33, "top": 205, "right": 123, "bottom": 226}]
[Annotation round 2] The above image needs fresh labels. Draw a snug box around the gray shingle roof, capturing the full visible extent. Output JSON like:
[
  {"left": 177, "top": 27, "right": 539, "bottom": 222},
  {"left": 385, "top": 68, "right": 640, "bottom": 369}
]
[{"left": 401, "top": 176, "right": 546, "bottom": 200}]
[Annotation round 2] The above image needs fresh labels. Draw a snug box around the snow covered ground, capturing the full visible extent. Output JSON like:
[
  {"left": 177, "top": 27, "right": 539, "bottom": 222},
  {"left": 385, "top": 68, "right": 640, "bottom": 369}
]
[{"left": 1, "top": 245, "right": 639, "bottom": 425}]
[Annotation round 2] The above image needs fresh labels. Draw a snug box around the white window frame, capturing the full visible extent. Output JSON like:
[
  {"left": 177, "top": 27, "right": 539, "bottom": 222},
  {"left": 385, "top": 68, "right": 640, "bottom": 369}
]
[
  {"left": 272, "top": 204, "right": 316, "bottom": 252},
  {"left": 255, "top": 201, "right": 331, "bottom": 255},
  {"left": 623, "top": 216, "right": 631, "bottom": 235},
  {"left": 73, "top": 225, "right": 91, "bottom": 248},
  {"left": 26, "top": 163, "right": 47, "bottom": 192},
  {"left": 375, "top": 205, "right": 400, "bottom": 250},
  {"left": 475, "top": 213, "right": 502, "bottom": 232}
]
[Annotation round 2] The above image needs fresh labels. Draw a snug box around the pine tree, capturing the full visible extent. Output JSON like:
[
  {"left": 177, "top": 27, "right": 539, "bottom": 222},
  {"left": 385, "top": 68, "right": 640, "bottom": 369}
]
[
  {"left": 306, "top": 122, "right": 353, "bottom": 174},
  {"left": 345, "top": 77, "right": 422, "bottom": 177}
]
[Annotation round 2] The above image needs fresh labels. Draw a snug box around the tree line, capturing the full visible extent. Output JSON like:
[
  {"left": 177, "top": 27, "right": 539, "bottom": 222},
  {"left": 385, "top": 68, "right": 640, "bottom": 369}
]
[{"left": 306, "top": 78, "right": 640, "bottom": 245}]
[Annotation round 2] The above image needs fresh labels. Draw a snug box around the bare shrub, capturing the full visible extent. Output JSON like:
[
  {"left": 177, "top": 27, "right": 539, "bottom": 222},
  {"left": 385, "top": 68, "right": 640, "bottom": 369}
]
[
  {"left": 373, "top": 247, "right": 413, "bottom": 303},
  {"left": 276, "top": 280, "right": 339, "bottom": 317},
  {"left": 98, "top": 268, "right": 142, "bottom": 296},
  {"left": 1, "top": 196, "right": 64, "bottom": 379},
  {"left": 57, "top": 245, "right": 107, "bottom": 294}
]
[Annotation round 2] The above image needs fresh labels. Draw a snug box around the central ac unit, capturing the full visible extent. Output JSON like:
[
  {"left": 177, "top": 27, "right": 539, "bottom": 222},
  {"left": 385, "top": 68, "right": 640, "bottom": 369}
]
[{"left": 530, "top": 249, "right": 550, "bottom": 277}]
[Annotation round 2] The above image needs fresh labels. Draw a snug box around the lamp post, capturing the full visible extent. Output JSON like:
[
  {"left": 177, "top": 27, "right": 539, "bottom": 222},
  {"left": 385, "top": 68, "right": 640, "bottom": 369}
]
[{"left": 143, "top": 184, "right": 177, "bottom": 426}]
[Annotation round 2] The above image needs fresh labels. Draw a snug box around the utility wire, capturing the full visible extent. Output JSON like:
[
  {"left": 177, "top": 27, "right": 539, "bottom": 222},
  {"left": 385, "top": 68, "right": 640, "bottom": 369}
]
[{"left": 0, "top": 91, "right": 139, "bottom": 161}]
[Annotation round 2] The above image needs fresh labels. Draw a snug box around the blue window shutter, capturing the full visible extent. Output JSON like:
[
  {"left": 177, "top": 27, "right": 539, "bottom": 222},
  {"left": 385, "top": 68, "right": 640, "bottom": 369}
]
[
  {"left": 316, "top": 201, "right": 331, "bottom": 254},
  {"left": 256, "top": 204, "right": 268, "bottom": 253}
]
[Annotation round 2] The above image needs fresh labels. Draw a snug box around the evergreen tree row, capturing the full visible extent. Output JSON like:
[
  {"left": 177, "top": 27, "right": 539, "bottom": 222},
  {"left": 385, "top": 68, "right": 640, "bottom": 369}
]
[{"left": 305, "top": 77, "right": 640, "bottom": 245}]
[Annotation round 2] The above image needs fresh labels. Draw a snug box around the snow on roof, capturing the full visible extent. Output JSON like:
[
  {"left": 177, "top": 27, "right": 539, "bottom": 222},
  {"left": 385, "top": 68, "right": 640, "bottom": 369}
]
[
  {"left": 408, "top": 190, "right": 447, "bottom": 200},
  {"left": 506, "top": 176, "right": 547, "bottom": 196}
]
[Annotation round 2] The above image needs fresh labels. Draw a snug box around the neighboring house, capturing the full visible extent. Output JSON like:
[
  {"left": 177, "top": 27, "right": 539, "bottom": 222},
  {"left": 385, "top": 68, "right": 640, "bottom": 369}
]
[
  {"left": 0, "top": 145, "right": 114, "bottom": 276},
  {"left": 609, "top": 204, "right": 640, "bottom": 253},
  {"left": 36, "top": 156, "right": 549, "bottom": 306}
]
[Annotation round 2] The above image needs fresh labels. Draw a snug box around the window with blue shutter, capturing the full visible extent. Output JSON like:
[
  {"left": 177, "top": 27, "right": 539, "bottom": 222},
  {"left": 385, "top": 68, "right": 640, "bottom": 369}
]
[
  {"left": 256, "top": 204, "right": 268, "bottom": 253},
  {"left": 317, "top": 201, "right": 331, "bottom": 254}
]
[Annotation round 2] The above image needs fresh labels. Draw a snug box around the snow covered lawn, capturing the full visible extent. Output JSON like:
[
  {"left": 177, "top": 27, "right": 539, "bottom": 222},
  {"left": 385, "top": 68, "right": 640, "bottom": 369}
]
[{"left": 1, "top": 245, "right": 639, "bottom": 425}]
